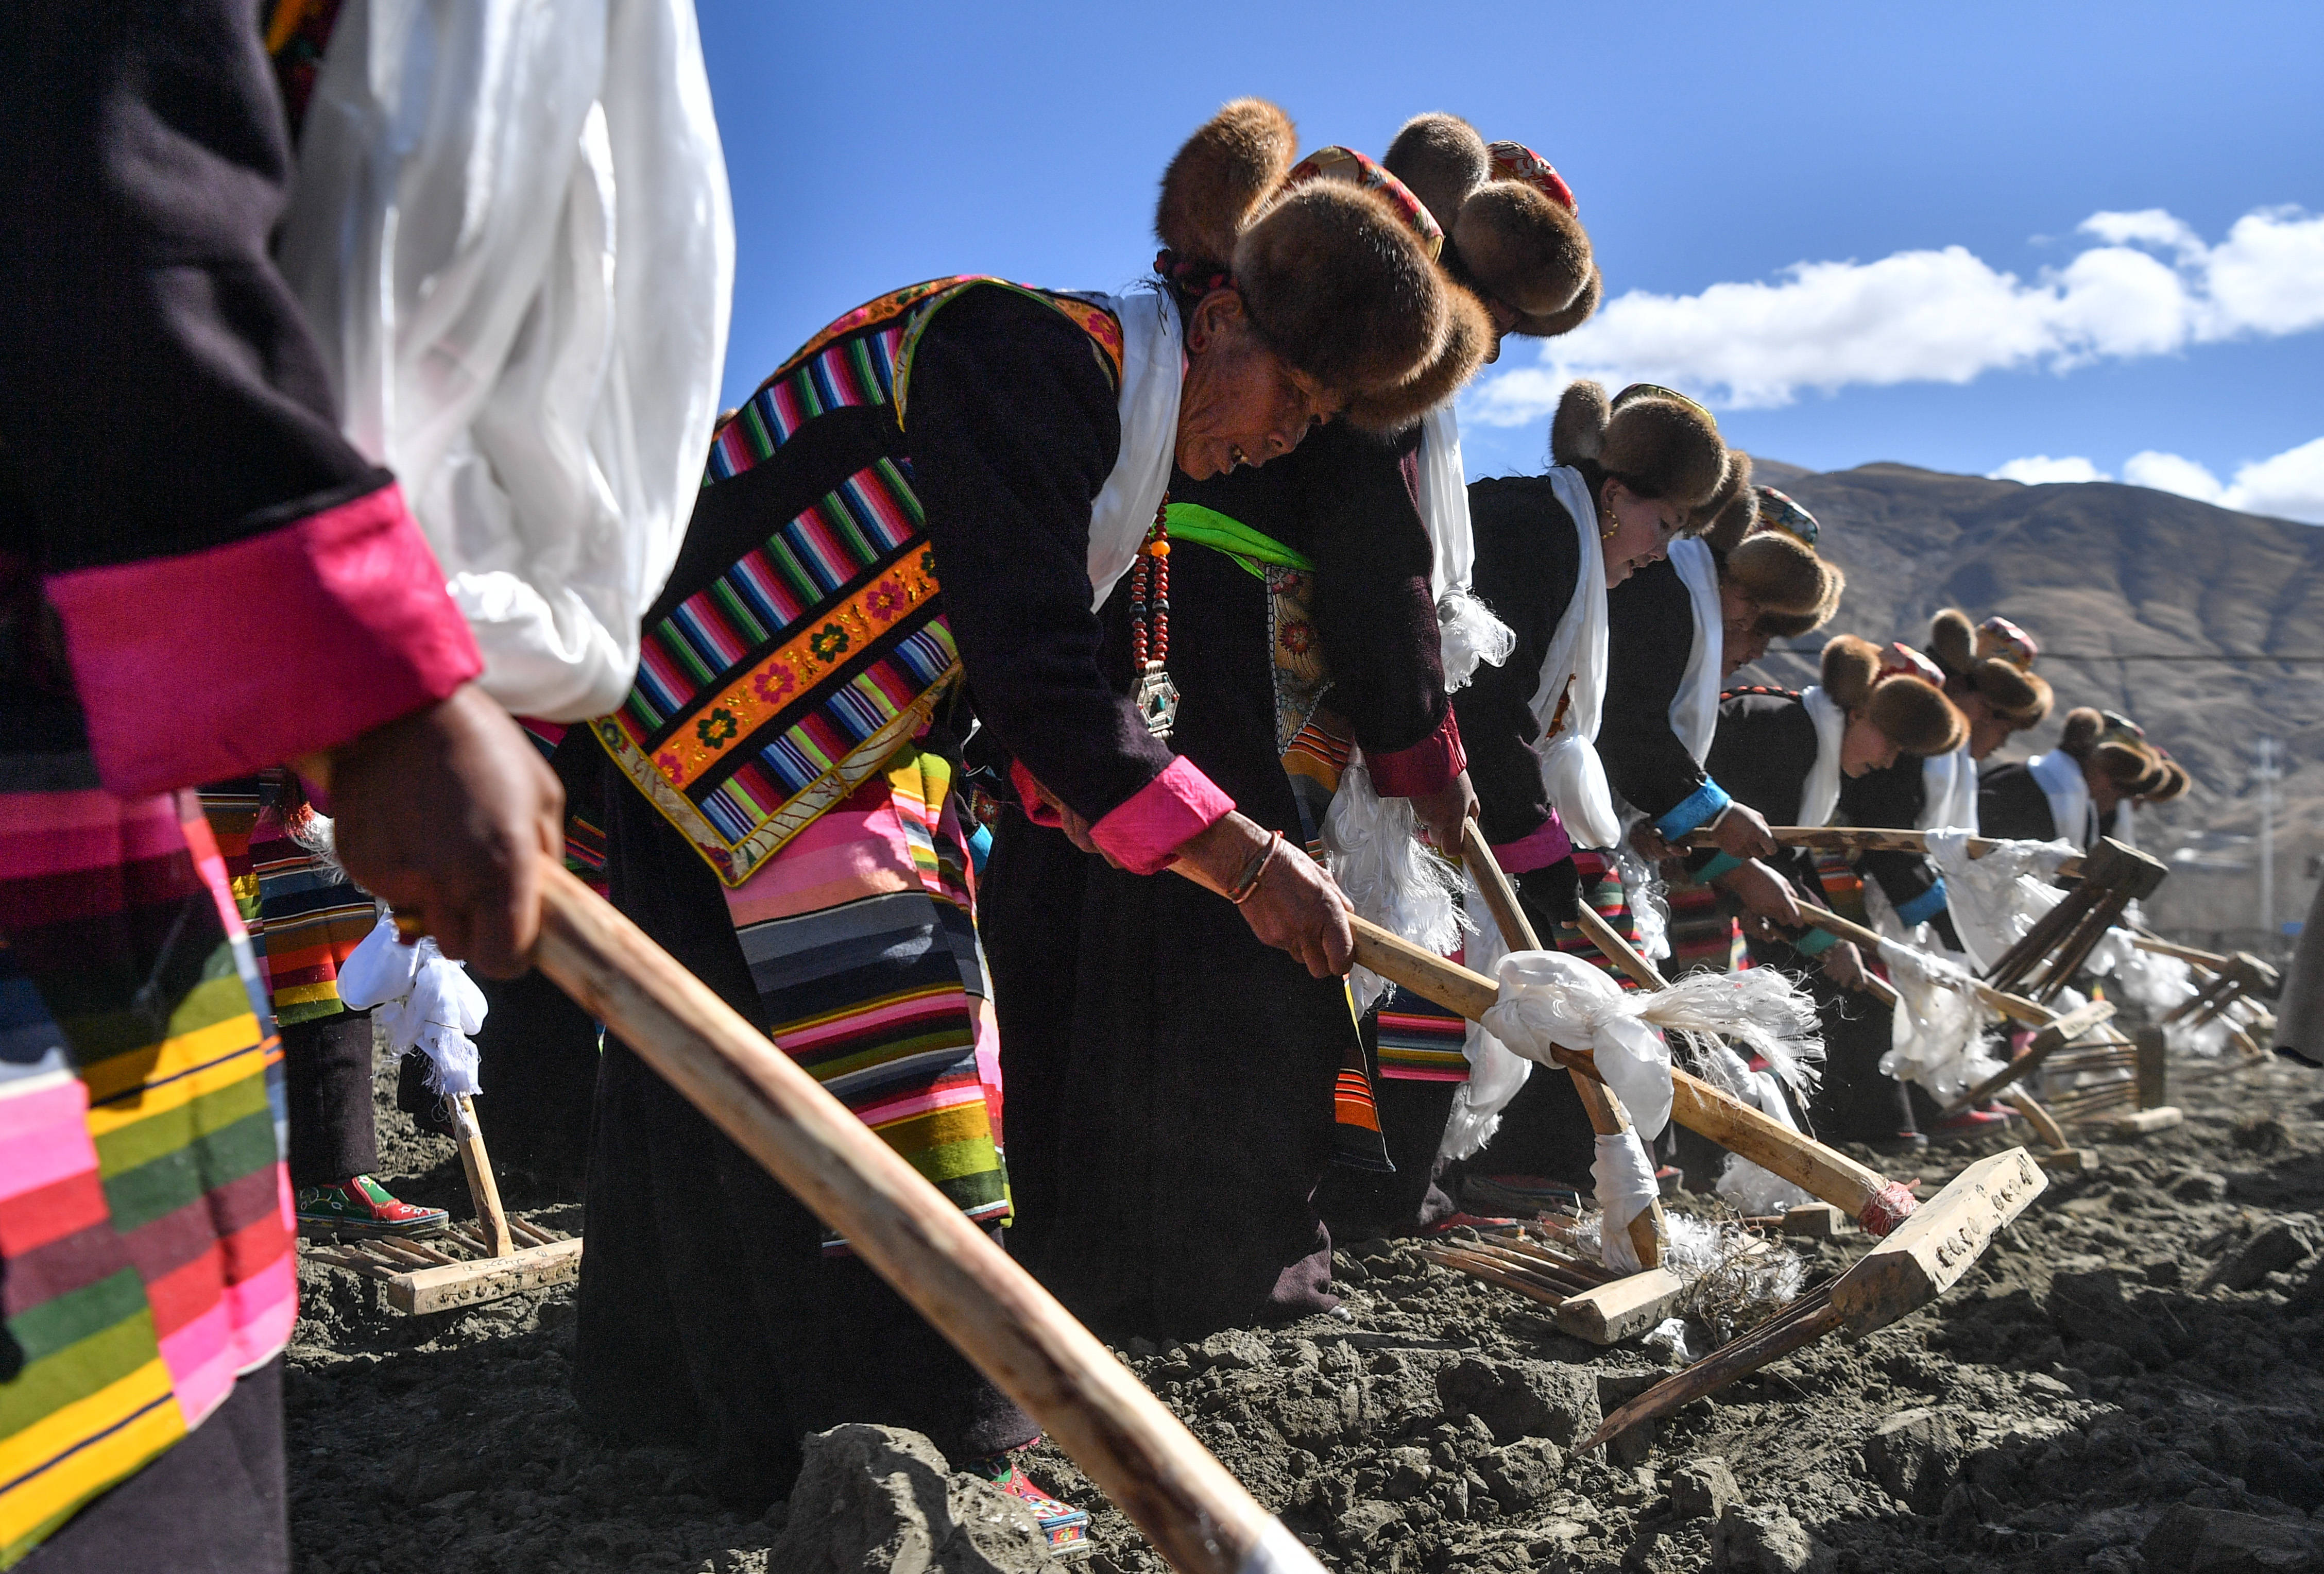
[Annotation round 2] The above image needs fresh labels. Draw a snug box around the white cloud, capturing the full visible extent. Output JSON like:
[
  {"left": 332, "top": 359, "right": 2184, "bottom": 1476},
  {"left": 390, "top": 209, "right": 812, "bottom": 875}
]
[
  {"left": 1465, "top": 205, "right": 2324, "bottom": 425},
  {"left": 1990, "top": 455, "right": 2109, "bottom": 485},
  {"left": 2124, "top": 437, "right": 2324, "bottom": 523},
  {"left": 2122, "top": 450, "right": 2225, "bottom": 503}
]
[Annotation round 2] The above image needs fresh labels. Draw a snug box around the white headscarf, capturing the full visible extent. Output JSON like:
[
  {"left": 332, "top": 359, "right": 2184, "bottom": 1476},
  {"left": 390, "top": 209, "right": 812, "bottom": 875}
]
[
  {"left": 1075, "top": 283, "right": 1184, "bottom": 609},
  {"left": 1413, "top": 405, "right": 1514, "bottom": 691},
  {"left": 1529, "top": 467, "right": 1620, "bottom": 848},
  {"left": 2028, "top": 750, "right": 2095, "bottom": 851},
  {"left": 1666, "top": 537, "right": 1724, "bottom": 765},
  {"left": 1798, "top": 685, "right": 1850, "bottom": 828}
]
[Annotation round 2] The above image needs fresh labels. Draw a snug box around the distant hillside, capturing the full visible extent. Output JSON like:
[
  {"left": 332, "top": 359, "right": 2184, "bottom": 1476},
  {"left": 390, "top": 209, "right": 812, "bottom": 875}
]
[{"left": 1730, "top": 460, "right": 2324, "bottom": 952}]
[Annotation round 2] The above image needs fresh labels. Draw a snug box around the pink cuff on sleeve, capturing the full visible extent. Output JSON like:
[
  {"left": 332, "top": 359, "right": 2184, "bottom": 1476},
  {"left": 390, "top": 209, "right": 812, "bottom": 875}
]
[
  {"left": 1366, "top": 709, "right": 1467, "bottom": 799},
  {"left": 1089, "top": 756, "right": 1235, "bottom": 875},
  {"left": 1009, "top": 760, "right": 1064, "bottom": 828},
  {"left": 1494, "top": 812, "right": 1575, "bottom": 875},
  {"left": 45, "top": 481, "right": 482, "bottom": 796}
]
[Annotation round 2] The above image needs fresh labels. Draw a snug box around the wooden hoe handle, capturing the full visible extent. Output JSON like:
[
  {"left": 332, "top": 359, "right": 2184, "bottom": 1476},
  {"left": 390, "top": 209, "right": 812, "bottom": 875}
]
[
  {"left": 1459, "top": 823, "right": 1667, "bottom": 1270},
  {"left": 1761, "top": 825, "right": 2087, "bottom": 881},
  {"left": 532, "top": 864, "right": 1317, "bottom": 1574},
  {"left": 1791, "top": 900, "right": 2053, "bottom": 1025}
]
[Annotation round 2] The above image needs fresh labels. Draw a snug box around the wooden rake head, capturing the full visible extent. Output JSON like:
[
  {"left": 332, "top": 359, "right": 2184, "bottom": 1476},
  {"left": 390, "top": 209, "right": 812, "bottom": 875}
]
[{"left": 1585, "top": 1148, "right": 2047, "bottom": 1448}]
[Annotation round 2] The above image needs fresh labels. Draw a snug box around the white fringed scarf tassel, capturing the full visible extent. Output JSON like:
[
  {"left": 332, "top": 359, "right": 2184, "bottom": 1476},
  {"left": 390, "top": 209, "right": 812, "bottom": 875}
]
[
  {"left": 338, "top": 909, "right": 490, "bottom": 1097},
  {"left": 1323, "top": 759, "right": 1472, "bottom": 1017},
  {"left": 1875, "top": 937, "right": 2005, "bottom": 1103},
  {"left": 1413, "top": 408, "right": 1515, "bottom": 692}
]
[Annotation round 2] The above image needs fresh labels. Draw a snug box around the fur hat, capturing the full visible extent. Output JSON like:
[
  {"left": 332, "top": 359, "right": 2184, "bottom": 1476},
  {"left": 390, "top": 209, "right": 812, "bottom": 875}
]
[
  {"left": 2058, "top": 706, "right": 2163, "bottom": 789},
  {"left": 1729, "top": 531, "right": 1844, "bottom": 622},
  {"left": 1700, "top": 468, "right": 1763, "bottom": 556},
  {"left": 1550, "top": 382, "right": 1732, "bottom": 514},
  {"left": 1156, "top": 102, "right": 1460, "bottom": 429},
  {"left": 1823, "top": 635, "right": 1968, "bottom": 755},
  {"left": 1384, "top": 114, "right": 1596, "bottom": 338},
  {"left": 2143, "top": 755, "right": 2192, "bottom": 803},
  {"left": 1685, "top": 450, "right": 1754, "bottom": 539},
  {"left": 1339, "top": 287, "right": 1495, "bottom": 432},
  {"left": 1926, "top": 608, "right": 2053, "bottom": 727},
  {"left": 1754, "top": 605, "right": 1832, "bottom": 640}
]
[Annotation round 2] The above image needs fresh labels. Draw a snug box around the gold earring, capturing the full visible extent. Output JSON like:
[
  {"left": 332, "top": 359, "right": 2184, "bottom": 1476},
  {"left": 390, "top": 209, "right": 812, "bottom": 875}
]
[{"left": 1600, "top": 509, "right": 1621, "bottom": 540}]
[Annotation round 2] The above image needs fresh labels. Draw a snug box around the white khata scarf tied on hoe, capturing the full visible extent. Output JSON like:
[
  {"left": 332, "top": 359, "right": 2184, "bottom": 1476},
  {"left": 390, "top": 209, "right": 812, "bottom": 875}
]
[
  {"left": 1700, "top": 1037, "right": 1815, "bottom": 1216},
  {"left": 1413, "top": 407, "right": 1516, "bottom": 692},
  {"left": 1530, "top": 467, "right": 1619, "bottom": 850},
  {"left": 338, "top": 910, "right": 490, "bottom": 1098},
  {"left": 1924, "top": 828, "right": 2077, "bottom": 973},
  {"left": 1471, "top": 949, "right": 1825, "bottom": 1144},
  {"left": 1876, "top": 937, "right": 2005, "bottom": 1104},
  {"left": 1592, "top": 1129, "right": 1662, "bottom": 1273},
  {"left": 1471, "top": 950, "right": 1820, "bottom": 1270},
  {"left": 1440, "top": 882, "right": 1527, "bottom": 1164}
]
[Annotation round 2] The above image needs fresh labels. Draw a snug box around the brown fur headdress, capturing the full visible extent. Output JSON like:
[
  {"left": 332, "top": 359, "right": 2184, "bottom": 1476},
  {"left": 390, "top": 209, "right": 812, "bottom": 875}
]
[
  {"left": 1729, "top": 483, "right": 1843, "bottom": 635},
  {"left": 2142, "top": 754, "right": 2191, "bottom": 803},
  {"left": 1549, "top": 381, "right": 1733, "bottom": 521},
  {"left": 1157, "top": 100, "right": 1484, "bottom": 433},
  {"left": 1823, "top": 635, "right": 1968, "bottom": 755},
  {"left": 1730, "top": 532, "right": 1844, "bottom": 622},
  {"left": 1384, "top": 114, "right": 1598, "bottom": 339},
  {"left": 1927, "top": 609, "right": 2054, "bottom": 727},
  {"left": 2058, "top": 706, "right": 2165, "bottom": 790}
]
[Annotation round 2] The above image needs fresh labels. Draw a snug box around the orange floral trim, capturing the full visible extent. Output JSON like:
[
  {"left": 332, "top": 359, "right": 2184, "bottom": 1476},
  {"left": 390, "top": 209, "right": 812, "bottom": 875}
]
[{"left": 654, "top": 547, "right": 943, "bottom": 791}]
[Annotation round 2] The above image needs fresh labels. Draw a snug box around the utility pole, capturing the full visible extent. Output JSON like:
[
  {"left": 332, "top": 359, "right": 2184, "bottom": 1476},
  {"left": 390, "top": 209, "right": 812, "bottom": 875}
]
[{"left": 2257, "top": 736, "right": 2281, "bottom": 941}]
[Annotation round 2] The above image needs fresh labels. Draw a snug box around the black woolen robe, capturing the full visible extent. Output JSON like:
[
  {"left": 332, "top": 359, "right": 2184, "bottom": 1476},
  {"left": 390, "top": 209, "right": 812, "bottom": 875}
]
[
  {"left": 1977, "top": 759, "right": 2064, "bottom": 843},
  {"left": 1839, "top": 756, "right": 1962, "bottom": 949},
  {"left": 1437, "top": 476, "right": 1601, "bottom": 1191},
  {"left": 986, "top": 418, "right": 1455, "bottom": 1340},
  {"left": 1702, "top": 691, "right": 1917, "bottom": 1145},
  {"left": 577, "top": 286, "right": 1188, "bottom": 1495},
  {"left": 1602, "top": 558, "right": 1716, "bottom": 833}
]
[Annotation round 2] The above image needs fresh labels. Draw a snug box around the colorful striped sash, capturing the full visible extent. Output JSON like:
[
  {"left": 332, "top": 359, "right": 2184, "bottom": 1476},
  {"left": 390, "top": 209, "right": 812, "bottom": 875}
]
[
  {"left": 721, "top": 746, "right": 1010, "bottom": 1240},
  {"left": 0, "top": 780, "right": 292, "bottom": 1566},
  {"left": 595, "top": 278, "right": 1125, "bottom": 888},
  {"left": 200, "top": 774, "right": 373, "bottom": 1026}
]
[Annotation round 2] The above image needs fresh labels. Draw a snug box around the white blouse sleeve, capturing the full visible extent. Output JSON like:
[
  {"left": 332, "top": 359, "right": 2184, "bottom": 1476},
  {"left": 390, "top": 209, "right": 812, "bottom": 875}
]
[{"left": 276, "top": 0, "right": 734, "bottom": 720}]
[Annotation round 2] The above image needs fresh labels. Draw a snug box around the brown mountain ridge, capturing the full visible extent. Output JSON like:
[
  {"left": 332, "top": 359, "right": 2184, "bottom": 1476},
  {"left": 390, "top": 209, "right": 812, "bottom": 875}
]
[{"left": 1729, "top": 459, "right": 2324, "bottom": 950}]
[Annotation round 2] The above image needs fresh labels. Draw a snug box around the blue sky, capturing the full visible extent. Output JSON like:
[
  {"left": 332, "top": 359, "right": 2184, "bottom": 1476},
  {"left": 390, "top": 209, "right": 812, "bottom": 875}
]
[{"left": 694, "top": 2, "right": 2324, "bottom": 516}]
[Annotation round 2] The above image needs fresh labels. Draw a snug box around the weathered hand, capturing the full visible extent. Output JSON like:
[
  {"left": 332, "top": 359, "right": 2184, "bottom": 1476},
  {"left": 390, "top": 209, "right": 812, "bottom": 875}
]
[
  {"left": 1176, "top": 813, "right": 1354, "bottom": 977},
  {"left": 324, "top": 685, "right": 563, "bottom": 978},
  {"left": 1718, "top": 858, "right": 1803, "bottom": 929},
  {"left": 1406, "top": 772, "right": 1479, "bottom": 853},
  {"left": 1706, "top": 802, "right": 1778, "bottom": 860},
  {"left": 1821, "top": 940, "right": 1867, "bottom": 991}
]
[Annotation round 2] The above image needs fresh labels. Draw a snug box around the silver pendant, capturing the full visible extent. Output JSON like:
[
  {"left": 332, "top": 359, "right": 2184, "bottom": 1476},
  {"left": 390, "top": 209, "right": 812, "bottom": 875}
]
[{"left": 1134, "top": 662, "right": 1180, "bottom": 739}]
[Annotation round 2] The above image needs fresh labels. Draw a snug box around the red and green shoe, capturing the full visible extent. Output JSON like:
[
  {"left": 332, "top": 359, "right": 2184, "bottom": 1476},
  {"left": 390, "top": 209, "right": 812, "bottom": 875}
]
[
  {"left": 970, "top": 1454, "right": 1091, "bottom": 1557},
  {"left": 296, "top": 1175, "right": 450, "bottom": 1240}
]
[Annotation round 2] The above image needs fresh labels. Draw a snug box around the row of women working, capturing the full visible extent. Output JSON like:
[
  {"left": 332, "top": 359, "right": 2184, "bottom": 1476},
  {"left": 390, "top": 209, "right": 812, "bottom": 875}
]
[{"left": 505, "top": 98, "right": 2189, "bottom": 1535}]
